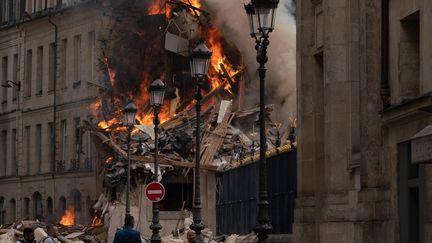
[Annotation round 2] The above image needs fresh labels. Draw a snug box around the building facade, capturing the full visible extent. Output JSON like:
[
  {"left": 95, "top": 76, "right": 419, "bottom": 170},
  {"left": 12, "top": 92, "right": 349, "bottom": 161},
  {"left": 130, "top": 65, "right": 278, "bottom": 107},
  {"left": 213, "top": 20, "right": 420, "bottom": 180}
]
[
  {"left": 296, "top": 0, "right": 432, "bottom": 242},
  {"left": 0, "top": 0, "right": 103, "bottom": 224}
]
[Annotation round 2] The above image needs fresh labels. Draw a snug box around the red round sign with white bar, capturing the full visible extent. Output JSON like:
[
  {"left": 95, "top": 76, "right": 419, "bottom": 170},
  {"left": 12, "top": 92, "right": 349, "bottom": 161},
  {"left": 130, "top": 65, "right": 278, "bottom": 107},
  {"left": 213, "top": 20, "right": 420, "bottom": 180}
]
[{"left": 145, "top": 182, "right": 165, "bottom": 202}]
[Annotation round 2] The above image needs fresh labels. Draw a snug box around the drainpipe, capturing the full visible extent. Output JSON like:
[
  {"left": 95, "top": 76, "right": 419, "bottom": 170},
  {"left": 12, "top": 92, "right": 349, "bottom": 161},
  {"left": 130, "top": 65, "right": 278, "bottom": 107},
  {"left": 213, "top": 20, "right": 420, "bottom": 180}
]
[
  {"left": 380, "top": 0, "right": 390, "bottom": 109},
  {"left": 16, "top": 23, "right": 23, "bottom": 177},
  {"left": 48, "top": 15, "right": 58, "bottom": 180}
]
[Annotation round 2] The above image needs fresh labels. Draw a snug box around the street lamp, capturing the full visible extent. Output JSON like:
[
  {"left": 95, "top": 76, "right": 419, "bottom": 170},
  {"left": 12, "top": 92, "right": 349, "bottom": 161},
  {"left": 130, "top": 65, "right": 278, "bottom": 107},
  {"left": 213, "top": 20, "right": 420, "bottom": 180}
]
[
  {"left": 123, "top": 102, "right": 137, "bottom": 216},
  {"left": 149, "top": 79, "right": 166, "bottom": 243},
  {"left": 244, "top": 0, "right": 279, "bottom": 242},
  {"left": 189, "top": 40, "right": 212, "bottom": 243}
]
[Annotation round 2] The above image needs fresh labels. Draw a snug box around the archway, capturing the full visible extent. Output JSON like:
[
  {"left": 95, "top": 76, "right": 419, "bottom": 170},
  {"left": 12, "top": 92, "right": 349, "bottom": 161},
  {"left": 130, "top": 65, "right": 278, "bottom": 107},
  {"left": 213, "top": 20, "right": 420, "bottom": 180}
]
[
  {"left": 23, "top": 197, "right": 30, "bottom": 219},
  {"left": 58, "top": 196, "right": 66, "bottom": 219},
  {"left": 8, "top": 199, "right": 16, "bottom": 223},
  {"left": 0, "top": 197, "right": 5, "bottom": 224},
  {"left": 69, "top": 189, "right": 82, "bottom": 224},
  {"left": 32, "top": 192, "right": 43, "bottom": 220},
  {"left": 46, "top": 197, "right": 54, "bottom": 222}
]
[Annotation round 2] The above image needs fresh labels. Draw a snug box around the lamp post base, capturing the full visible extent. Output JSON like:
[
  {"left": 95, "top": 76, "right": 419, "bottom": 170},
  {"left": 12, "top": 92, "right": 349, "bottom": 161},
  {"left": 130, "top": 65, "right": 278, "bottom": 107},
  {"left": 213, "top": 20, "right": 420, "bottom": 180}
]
[{"left": 254, "top": 222, "right": 272, "bottom": 242}]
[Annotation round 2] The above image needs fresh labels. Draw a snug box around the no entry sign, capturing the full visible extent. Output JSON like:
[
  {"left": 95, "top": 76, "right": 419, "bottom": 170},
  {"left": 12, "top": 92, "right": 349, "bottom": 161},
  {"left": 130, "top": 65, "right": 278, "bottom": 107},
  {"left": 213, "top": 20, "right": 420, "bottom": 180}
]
[{"left": 145, "top": 182, "right": 165, "bottom": 202}]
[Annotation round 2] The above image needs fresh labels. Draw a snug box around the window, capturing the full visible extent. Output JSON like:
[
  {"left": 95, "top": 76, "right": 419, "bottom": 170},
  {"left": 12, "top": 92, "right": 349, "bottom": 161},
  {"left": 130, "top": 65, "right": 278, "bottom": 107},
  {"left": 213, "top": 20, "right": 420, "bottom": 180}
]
[
  {"left": 25, "top": 50, "right": 32, "bottom": 97},
  {"left": 48, "top": 43, "right": 55, "bottom": 91},
  {"left": 12, "top": 54, "right": 18, "bottom": 102},
  {"left": 61, "top": 39, "right": 67, "bottom": 89},
  {"left": 1, "top": 130, "right": 6, "bottom": 177},
  {"left": 1, "top": 56, "right": 7, "bottom": 104},
  {"left": 8, "top": 199, "right": 15, "bottom": 223},
  {"left": 2, "top": 0, "right": 9, "bottom": 23},
  {"left": 8, "top": 0, "right": 14, "bottom": 22},
  {"left": 25, "top": 126, "right": 30, "bottom": 175},
  {"left": 47, "top": 197, "right": 53, "bottom": 216},
  {"left": 33, "top": 0, "right": 36, "bottom": 12},
  {"left": 61, "top": 119, "right": 67, "bottom": 162},
  {"left": 23, "top": 197, "right": 30, "bottom": 219},
  {"left": 38, "top": 0, "right": 42, "bottom": 11},
  {"left": 399, "top": 11, "right": 420, "bottom": 99},
  {"left": 36, "top": 124, "right": 42, "bottom": 173},
  {"left": 36, "top": 46, "right": 43, "bottom": 95},
  {"left": 88, "top": 31, "right": 95, "bottom": 83},
  {"left": 85, "top": 115, "right": 92, "bottom": 160},
  {"left": 398, "top": 142, "right": 421, "bottom": 243},
  {"left": 18, "top": 0, "right": 25, "bottom": 19},
  {"left": 73, "top": 117, "right": 81, "bottom": 170},
  {"left": 73, "top": 35, "right": 81, "bottom": 88},
  {"left": 48, "top": 122, "right": 54, "bottom": 172},
  {"left": 32, "top": 192, "right": 42, "bottom": 220},
  {"left": 159, "top": 182, "right": 193, "bottom": 211},
  {"left": 11, "top": 129, "right": 16, "bottom": 175},
  {"left": 58, "top": 196, "right": 66, "bottom": 216},
  {"left": 0, "top": 197, "right": 4, "bottom": 224}
]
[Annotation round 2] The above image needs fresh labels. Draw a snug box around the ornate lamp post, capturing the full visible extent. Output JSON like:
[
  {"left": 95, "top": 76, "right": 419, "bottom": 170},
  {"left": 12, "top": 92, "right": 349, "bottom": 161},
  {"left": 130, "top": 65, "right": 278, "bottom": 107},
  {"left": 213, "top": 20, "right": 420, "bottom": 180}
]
[
  {"left": 149, "top": 79, "right": 166, "bottom": 243},
  {"left": 244, "top": 0, "right": 279, "bottom": 242},
  {"left": 189, "top": 41, "right": 212, "bottom": 243},
  {"left": 123, "top": 102, "right": 137, "bottom": 216}
]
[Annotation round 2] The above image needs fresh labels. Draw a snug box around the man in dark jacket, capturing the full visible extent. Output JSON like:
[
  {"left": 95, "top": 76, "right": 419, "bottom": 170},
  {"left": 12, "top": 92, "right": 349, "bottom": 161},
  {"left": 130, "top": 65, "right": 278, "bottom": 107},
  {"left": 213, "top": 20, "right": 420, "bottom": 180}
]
[
  {"left": 16, "top": 228, "right": 36, "bottom": 243},
  {"left": 113, "top": 215, "right": 142, "bottom": 243}
]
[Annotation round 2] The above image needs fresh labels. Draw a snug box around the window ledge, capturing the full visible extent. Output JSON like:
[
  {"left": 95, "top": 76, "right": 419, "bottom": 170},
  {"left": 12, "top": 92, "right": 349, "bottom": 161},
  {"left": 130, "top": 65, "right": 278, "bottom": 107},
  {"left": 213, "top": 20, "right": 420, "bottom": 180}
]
[{"left": 381, "top": 92, "right": 432, "bottom": 125}]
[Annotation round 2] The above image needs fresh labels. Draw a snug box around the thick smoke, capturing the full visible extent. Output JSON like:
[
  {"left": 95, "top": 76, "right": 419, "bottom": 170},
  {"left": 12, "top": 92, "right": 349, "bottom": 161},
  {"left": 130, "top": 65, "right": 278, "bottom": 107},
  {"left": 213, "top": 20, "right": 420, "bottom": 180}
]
[{"left": 205, "top": 0, "right": 296, "bottom": 122}]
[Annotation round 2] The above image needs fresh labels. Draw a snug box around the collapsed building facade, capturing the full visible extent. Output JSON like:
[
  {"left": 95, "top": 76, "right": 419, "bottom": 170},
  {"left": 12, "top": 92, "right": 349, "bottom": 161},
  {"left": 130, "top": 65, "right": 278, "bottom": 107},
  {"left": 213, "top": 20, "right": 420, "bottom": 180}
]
[{"left": 0, "top": 0, "right": 297, "bottom": 241}]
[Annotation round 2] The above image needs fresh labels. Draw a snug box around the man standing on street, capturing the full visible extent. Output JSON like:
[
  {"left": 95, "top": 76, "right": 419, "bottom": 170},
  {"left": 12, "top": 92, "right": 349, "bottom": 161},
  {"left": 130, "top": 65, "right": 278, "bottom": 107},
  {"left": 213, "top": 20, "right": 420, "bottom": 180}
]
[
  {"left": 113, "top": 215, "right": 142, "bottom": 243},
  {"left": 43, "top": 225, "right": 58, "bottom": 243}
]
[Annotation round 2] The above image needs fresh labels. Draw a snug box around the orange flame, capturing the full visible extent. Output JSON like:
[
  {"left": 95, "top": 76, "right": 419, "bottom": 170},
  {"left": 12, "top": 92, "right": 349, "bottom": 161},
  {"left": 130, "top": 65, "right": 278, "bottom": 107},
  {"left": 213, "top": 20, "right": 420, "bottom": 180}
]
[
  {"left": 91, "top": 0, "right": 240, "bottom": 134},
  {"left": 207, "top": 28, "right": 240, "bottom": 93},
  {"left": 89, "top": 99, "right": 102, "bottom": 117},
  {"left": 60, "top": 206, "right": 75, "bottom": 226},
  {"left": 103, "top": 57, "right": 116, "bottom": 87},
  {"left": 91, "top": 215, "right": 103, "bottom": 226},
  {"left": 105, "top": 156, "right": 114, "bottom": 164},
  {"left": 148, "top": 0, "right": 165, "bottom": 15},
  {"left": 147, "top": 0, "right": 202, "bottom": 16}
]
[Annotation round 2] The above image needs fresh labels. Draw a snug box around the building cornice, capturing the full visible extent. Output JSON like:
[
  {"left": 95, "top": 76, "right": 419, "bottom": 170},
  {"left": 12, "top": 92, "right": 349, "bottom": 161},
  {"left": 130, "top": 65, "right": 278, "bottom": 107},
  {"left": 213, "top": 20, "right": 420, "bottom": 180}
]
[
  {"left": 381, "top": 92, "right": 432, "bottom": 125},
  {"left": 0, "top": 0, "right": 97, "bottom": 32}
]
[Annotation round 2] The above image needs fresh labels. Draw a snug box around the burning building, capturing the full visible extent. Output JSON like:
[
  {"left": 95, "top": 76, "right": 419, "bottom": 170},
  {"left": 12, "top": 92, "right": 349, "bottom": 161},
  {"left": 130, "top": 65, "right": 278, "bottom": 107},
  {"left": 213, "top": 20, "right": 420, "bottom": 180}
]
[{"left": 0, "top": 0, "right": 296, "bottom": 241}]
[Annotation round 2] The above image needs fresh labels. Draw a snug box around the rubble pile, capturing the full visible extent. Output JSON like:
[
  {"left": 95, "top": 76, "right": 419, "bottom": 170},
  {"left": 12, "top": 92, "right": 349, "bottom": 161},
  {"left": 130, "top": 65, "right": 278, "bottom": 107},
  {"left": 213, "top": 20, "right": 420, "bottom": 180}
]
[
  {"left": 88, "top": 100, "right": 296, "bottom": 173},
  {"left": 0, "top": 220, "right": 106, "bottom": 243}
]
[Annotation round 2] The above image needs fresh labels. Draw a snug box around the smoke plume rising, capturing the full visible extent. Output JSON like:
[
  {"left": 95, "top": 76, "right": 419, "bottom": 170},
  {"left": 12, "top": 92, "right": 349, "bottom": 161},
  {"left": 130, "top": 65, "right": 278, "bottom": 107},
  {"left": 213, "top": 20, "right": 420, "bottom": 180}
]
[{"left": 205, "top": 0, "right": 296, "bottom": 122}]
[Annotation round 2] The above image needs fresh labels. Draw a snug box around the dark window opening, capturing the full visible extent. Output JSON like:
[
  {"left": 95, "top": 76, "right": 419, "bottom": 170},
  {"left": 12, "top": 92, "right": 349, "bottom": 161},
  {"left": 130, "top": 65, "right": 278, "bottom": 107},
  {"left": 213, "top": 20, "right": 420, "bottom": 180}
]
[
  {"left": 399, "top": 11, "right": 420, "bottom": 99},
  {"left": 159, "top": 183, "right": 193, "bottom": 211}
]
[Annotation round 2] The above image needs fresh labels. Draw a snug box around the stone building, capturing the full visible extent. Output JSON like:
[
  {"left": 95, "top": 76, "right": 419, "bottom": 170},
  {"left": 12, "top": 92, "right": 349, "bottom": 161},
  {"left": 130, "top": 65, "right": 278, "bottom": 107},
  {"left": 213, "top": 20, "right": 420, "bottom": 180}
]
[
  {"left": 0, "top": 0, "right": 102, "bottom": 224},
  {"left": 296, "top": 0, "right": 432, "bottom": 242}
]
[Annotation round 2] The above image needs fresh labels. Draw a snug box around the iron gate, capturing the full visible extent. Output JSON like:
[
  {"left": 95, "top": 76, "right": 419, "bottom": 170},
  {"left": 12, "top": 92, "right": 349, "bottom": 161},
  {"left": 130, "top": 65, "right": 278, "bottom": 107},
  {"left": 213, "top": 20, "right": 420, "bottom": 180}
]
[{"left": 216, "top": 150, "right": 297, "bottom": 235}]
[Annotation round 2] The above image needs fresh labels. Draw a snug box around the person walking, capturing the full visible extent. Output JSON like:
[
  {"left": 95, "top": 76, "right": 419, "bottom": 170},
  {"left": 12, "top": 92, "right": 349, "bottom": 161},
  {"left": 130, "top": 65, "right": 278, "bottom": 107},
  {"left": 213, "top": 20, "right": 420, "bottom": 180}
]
[{"left": 113, "top": 215, "right": 142, "bottom": 243}]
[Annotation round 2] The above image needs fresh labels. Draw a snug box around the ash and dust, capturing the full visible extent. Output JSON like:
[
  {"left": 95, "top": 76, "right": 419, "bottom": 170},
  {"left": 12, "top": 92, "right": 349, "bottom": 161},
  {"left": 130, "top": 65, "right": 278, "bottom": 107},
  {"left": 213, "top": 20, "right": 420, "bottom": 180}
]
[{"left": 205, "top": 0, "right": 297, "bottom": 122}]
